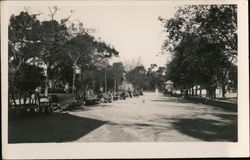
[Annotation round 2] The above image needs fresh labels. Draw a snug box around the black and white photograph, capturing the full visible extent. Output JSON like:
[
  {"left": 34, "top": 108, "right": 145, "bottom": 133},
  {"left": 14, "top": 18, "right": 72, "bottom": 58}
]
[{"left": 1, "top": 0, "right": 249, "bottom": 159}]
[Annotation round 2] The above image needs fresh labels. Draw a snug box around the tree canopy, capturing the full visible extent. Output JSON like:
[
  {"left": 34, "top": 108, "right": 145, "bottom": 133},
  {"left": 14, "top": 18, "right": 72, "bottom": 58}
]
[
  {"left": 159, "top": 5, "right": 237, "bottom": 97},
  {"left": 8, "top": 8, "right": 120, "bottom": 101}
]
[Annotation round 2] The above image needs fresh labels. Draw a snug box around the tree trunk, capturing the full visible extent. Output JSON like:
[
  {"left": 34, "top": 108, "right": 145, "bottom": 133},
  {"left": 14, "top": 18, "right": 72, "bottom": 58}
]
[
  {"left": 44, "top": 62, "right": 49, "bottom": 97},
  {"left": 23, "top": 95, "right": 27, "bottom": 105},
  {"left": 206, "top": 87, "right": 209, "bottom": 98},
  {"left": 199, "top": 87, "right": 202, "bottom": 97},
  {"left": 72, "top": 70, "right": 76, "bottom": 94},
  {"left": 209, "top": 87, "right": 213, "bottom": 98},
  {"left": 213, "top": 87, "right": 216, "bottom": 99},
  {"left": 188, "top": 88, "right": 191, "bottom": 96},
  {"left": 222, "top": 83, "right": 226, "bottom": 98},
  {"left": 221, "top": 70, "right": 229, "bottom": 98},
  {"left": 10, "top": 59, "right": 22, "bottom": 106},
  {"left": 114, "top": 77, "right": 116, "bottom": 92},
  {"left": 116, "top": 79, "right": 119, "bottom": 92},
  {"left": 29, "top": 93, "right": 32, "bottom": 104},
  {"left": 18, "top": 91, "right": 22, "bottom": 105},
  {"left": 104, "top": 70, "right": 107, "bottom": 92},
  {"left": 72, "top": 63, "right": 77, "bottom": 94},
  {"left": 83, "top": 84, "right": 86, "bottom": 99},
  {"left": 11, "top": 72, "right": 17, "bottom": 105}
]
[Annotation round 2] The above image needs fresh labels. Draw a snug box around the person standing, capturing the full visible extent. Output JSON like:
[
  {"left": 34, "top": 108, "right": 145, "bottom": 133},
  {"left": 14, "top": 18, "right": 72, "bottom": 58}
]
[{"left": 35, "top": 86, "right": 42, "bottom": 104}]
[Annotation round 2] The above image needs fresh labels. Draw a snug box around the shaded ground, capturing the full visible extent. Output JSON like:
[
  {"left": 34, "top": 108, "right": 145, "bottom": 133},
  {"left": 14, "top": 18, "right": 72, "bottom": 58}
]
[
  {"left": 9, "top": 113, "right": 106, "bottom": 143},
  {"left": 8, "top": 92, "right": 237, "bottom": 143},
  {"left": 171, "top": 115, "right": 237, "bottom": 141}
]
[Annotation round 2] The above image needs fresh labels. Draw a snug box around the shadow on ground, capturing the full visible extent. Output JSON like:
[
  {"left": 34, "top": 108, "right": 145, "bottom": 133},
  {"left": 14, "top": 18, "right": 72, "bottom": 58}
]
[
  {"left": 151, "top": 97, "right": 191, "bottom": 103},
  {"left": 8, "top": 112, "right": 106, "bottom": 143},
  {"left": 108, "top": 122, "right": 169, "bottom": 128},
  {"left": 170, "top": 113, "right": 237, "bottom": 142}
]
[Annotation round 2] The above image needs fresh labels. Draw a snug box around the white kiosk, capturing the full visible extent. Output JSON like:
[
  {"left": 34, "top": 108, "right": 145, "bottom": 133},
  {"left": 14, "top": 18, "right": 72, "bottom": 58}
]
[{"left": 164, "top": 80, "right": 174, "bottom": 96}]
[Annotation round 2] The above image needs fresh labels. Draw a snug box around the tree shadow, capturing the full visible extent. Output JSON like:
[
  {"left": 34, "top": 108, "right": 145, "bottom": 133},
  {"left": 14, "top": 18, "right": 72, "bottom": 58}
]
[
  {"left": 108, "top": 122, "right": 158, "bottom": 127},
  {"left": 8, "top": 112, "right": 107, "bottom": 143},
  {"left": 151, "top": 98, "right": 191, "bottom": 103},
  {"left": 108, "top": 122, "right": 173, "bottom": 131},
  {"left": 213, "top": 113, "right": 237, "bottom": 122},
  {"left": 170, "top": 115, "right": 237, "bottom": 142}
]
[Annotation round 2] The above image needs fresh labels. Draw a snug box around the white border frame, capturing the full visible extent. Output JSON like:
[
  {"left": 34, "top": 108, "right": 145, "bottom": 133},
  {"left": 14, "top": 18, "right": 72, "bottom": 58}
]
[{"left": 1, "top": 0, "right": 249, "bottom": 159}]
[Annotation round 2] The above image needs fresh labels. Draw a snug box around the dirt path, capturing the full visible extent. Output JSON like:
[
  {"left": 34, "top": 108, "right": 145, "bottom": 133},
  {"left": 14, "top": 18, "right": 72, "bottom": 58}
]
[{"left": 69, "top": 92, "right": 237, "bottom": 142}]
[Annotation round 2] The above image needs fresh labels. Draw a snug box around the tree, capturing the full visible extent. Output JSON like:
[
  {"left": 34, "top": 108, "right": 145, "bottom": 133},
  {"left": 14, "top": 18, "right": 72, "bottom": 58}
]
[
  {"left": 126, "top": 66, "right": 147, "bottom": 90},
  {"left": 47, "top": 59, "right": 74, "bottom": 92},
  {"left": 146, "top": 64, "right": 167, "bottom": 91},
  {"left": 38, "top": 15, "right": 69, "bottom": 96},
  {"left": 8, "top": 11, "right": 42, "bottom": 103},
  {"left": 228, "top": 64, "right": 237, "bottom": 91},
  {"left": 9, "top": 7, "right": 74, "bottom": 98},
  {"left": 64, "top": 33, "right": 96, "bottom": 93},
  {"left": 14, "top": 64, "right": 45, "bottom": 104},
  {"left": 159, "top": 5, "right": 237, "bottom": 59},
  {"left": 165, "top": 33, "right": 229, "bottom": 98},
  {"left": 123, "top": 57, "right": 143, "bottom": 72},
  {"left": 111, "top": 62, "right": 125, "bottom": 92},
  {"left": 160, "top": 5, "right": 237, "bottom": 97},
  {"left": 64, "top": 30, "right": 119, "bottom": 93}
]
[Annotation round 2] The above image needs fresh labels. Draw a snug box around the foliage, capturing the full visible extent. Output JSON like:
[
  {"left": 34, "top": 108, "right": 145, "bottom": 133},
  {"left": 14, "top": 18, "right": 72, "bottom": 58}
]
[
  {"left": 8, "top": 11, "right": 41, "bottom": 74},
  {"left": 15, "top": 64, "right": 45, "bottom": 92},
  {"left": 146, "top": 64, "right": 166, "bottom": 90},
  {"left": 64, "top": 22, "right": 119, "bottom": 93},
  {"left": 160, "top": 5, "right": 237, "bottom": 97},
  {"left": 8, "top": 9, "right": 120, "bottom": 100},
  {"left": 159, "top": 5, "right": 237, "bottom": 61},
  {"left": 111, "top": 62, "right": 125, "bottom": 91},
  {"left": 126, "top": 66, "right": 147, "bottom": 90}
]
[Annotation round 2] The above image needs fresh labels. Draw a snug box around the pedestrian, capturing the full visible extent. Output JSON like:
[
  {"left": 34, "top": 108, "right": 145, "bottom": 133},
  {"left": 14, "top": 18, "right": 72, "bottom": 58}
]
[
  {"left": 35, "top": 86, "right": 42, "bottom": 104},
  {"left": 64, "top": 82, "right": 69, "bottom": 93}
]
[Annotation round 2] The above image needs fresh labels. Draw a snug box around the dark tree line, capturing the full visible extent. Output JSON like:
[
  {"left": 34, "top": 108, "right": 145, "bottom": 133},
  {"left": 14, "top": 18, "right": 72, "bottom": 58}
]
[
  {"left": 8, "top": 8, "right": 119, "bottom": 104},
  {"left": 125, "top": 64, "right": 166, "bottom": 91},
  {"left": 159, "top": 5, "right": 237, "bottom": 98}
]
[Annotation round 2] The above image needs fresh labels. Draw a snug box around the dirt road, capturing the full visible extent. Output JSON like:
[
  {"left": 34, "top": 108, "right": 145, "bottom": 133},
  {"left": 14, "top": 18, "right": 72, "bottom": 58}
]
[
  {"left": 70, "top": 92, "right": 237, "bottom": 142},
  {"left": 9, "top": 92, "right": 237, "bottom": 143}
]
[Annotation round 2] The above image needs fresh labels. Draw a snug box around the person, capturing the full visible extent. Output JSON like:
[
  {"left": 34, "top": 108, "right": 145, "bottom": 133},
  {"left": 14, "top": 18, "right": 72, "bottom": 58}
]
[
  {"left": 35, "top": 86, "right": 42, "bottom": 104},
  {"left": 64, "top": 82, "right": 69, "bottom": 93}
]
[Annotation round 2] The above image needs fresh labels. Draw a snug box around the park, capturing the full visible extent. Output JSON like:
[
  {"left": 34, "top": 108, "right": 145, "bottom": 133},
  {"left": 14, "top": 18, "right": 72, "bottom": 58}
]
[{"left": 8, "top": 5, "right": 238, "bottom": 143}]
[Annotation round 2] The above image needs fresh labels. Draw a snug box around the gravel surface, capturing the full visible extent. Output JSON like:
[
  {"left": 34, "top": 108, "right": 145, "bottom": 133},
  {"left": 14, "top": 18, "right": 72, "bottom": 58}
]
[{"left": 68, "top": 92, "right": 237, "bottom": 142}]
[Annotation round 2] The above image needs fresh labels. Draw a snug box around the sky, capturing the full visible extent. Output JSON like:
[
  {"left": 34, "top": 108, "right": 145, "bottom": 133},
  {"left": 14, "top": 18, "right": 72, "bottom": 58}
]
[{"left": 8, "top": 4, "right": 178, "bottom": 69}]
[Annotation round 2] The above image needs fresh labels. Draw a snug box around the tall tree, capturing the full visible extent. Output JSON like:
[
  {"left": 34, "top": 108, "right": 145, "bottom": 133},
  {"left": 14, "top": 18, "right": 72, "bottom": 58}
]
[
  {"left": 8, "top": 11, "right": 41, "bottom": 103},
  {"left": 126, "top": 65, "right": 147, "bottom": 90},
  {"left": 112, "top": 62, "right": 125, "bottom": 92},
  {"left": 160, "top": 5, "right": 237, "bottom": 97},
  {"left": 64, "top": 22, "right": 119, "bottom": 93},
  {"left": 64, "top": 33, "right": 96, "bottom": 93},
  {"left": 38, "top": 14, "right": 69, "bottom": 96}
]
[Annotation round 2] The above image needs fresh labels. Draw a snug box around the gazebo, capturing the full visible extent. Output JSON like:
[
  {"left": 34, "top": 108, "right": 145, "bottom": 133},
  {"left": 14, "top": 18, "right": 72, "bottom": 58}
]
[{"left": 164, "top": 80, "right": 174, "bottom": 96}]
